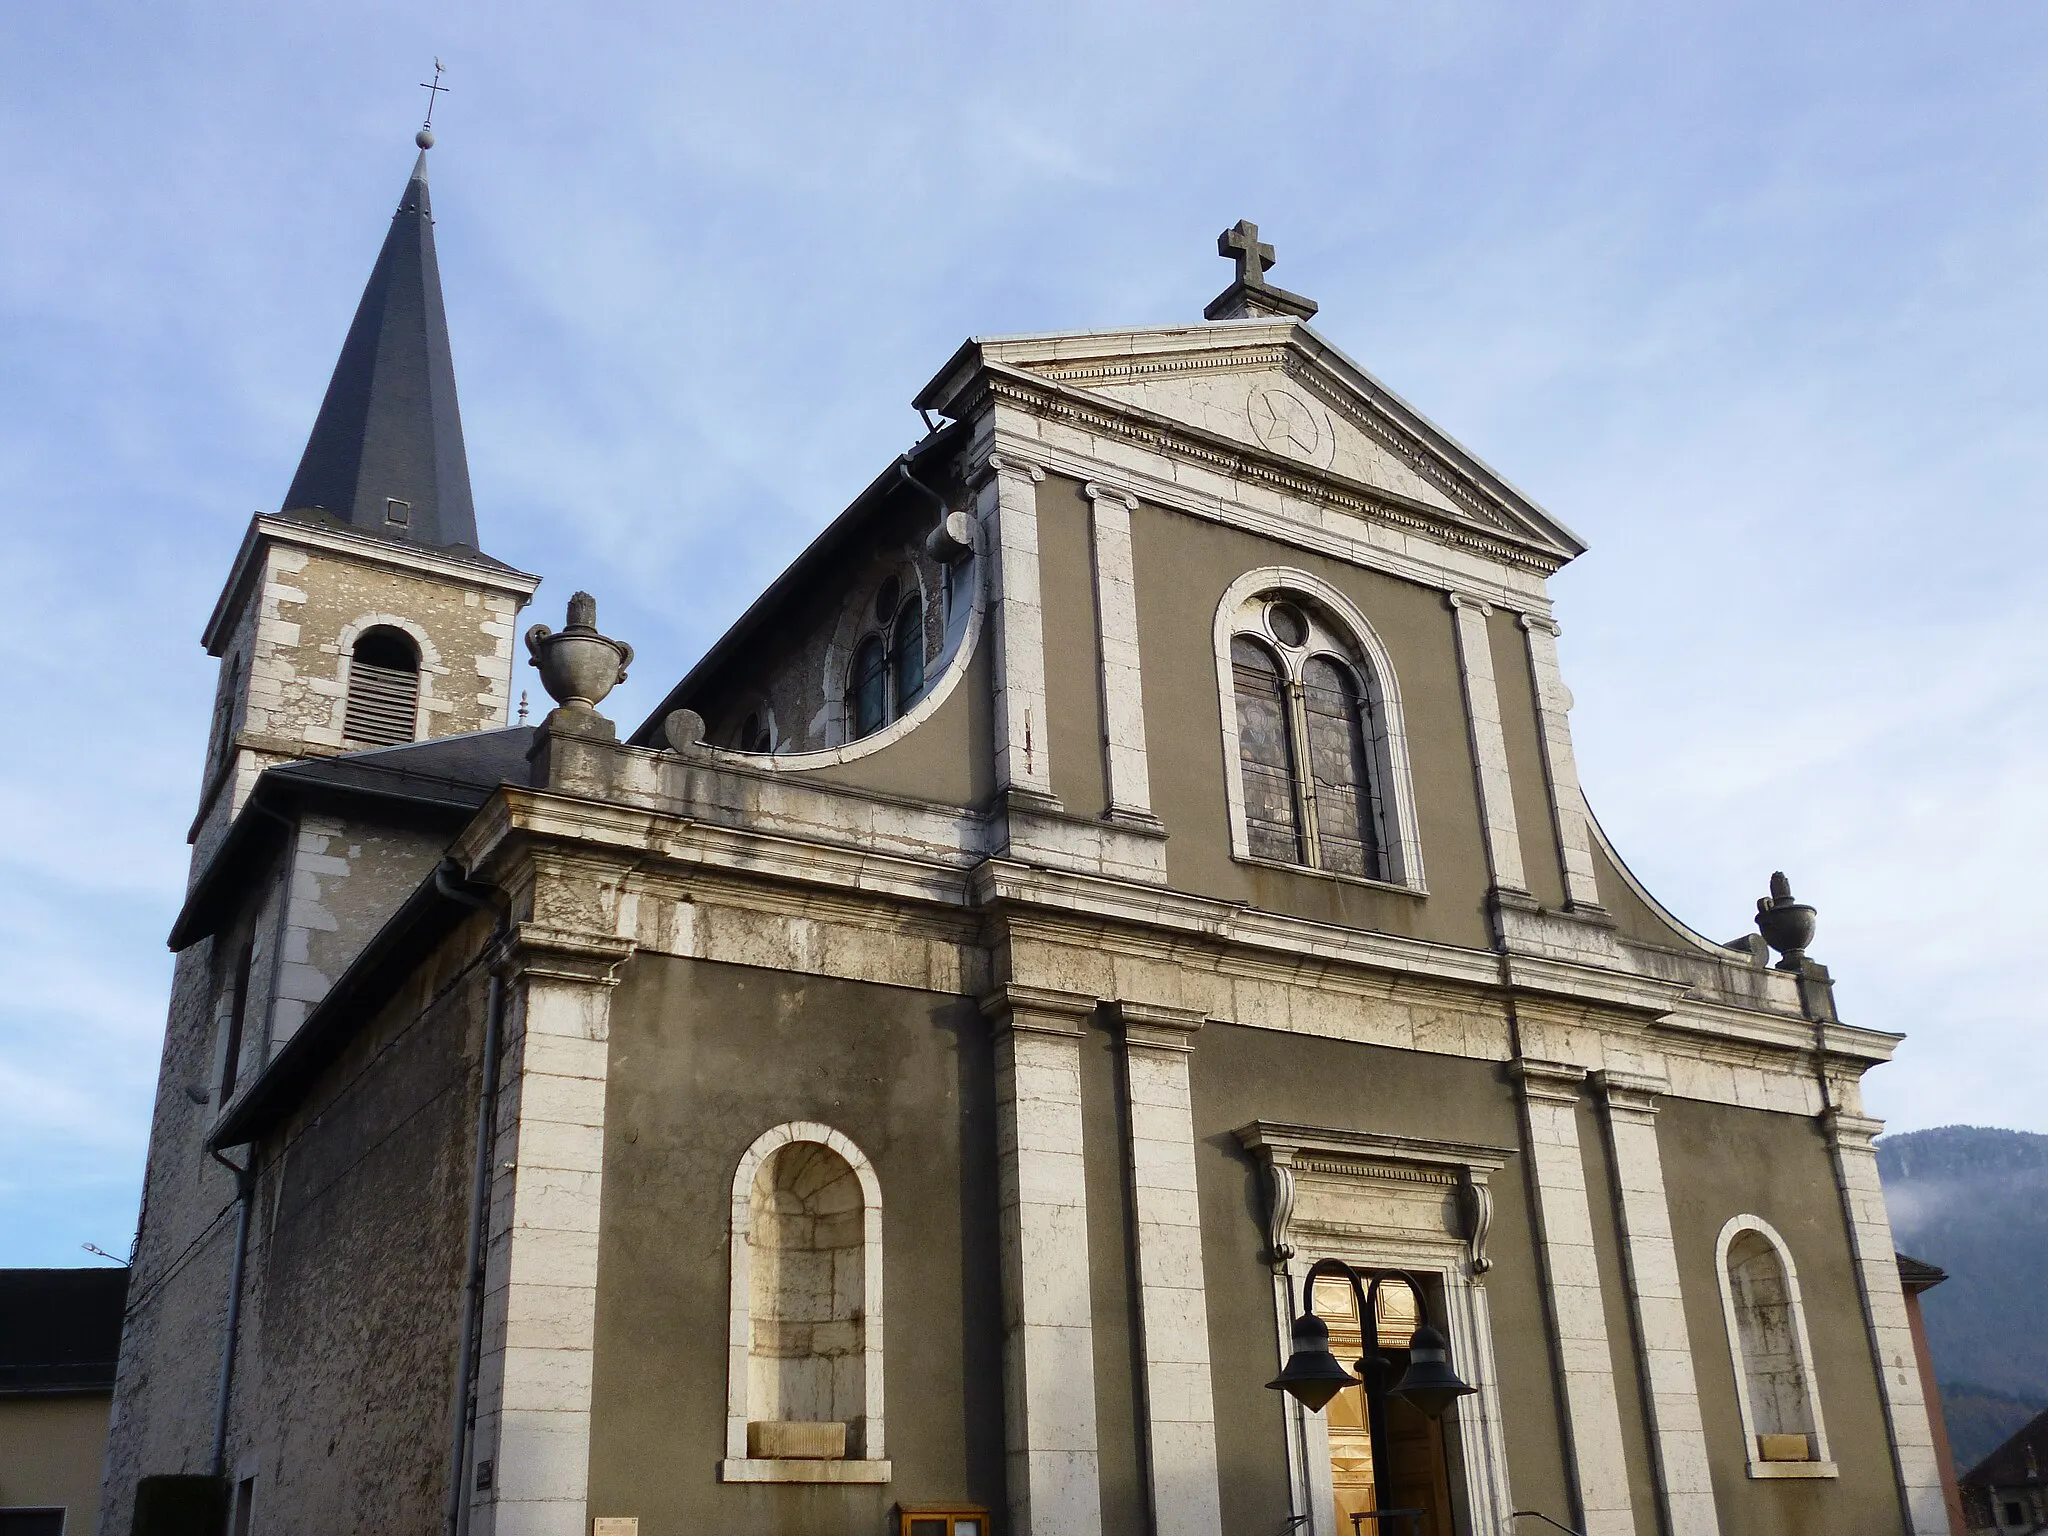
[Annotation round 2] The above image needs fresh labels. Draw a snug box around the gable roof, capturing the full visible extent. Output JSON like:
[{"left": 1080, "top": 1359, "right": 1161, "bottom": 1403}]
[
  {"left": 1965, "top": 1404, "right": 2048, "bottom": 1488},
  {"left": 915, "top": 318, "right": 1586, "bottom": 573},
  {"left": 0, "top": 1268, "right": 129, "bottom": 1395}
]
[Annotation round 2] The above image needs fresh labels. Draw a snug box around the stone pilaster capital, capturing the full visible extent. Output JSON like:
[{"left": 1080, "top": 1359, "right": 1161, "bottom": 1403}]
[
  {"left": 1510, "top": 1057, "right": 1588, "bottom": 1105},
  {"left": 1446, "top": 591, "right": 1494, "bottom": 618},
  {"left": 1106, "top": 1000, "right": 1206, "bottom": 1054},
  {"left": 1081, "top": 480, "right": 1138, "bottom": 512},
  {"left": 499, "top": 923, "right": 635, "bottom": 987},
  {"left": 1517, "top": 611, "right": 1561, "bottom": 637},
  {"left": 1822, "top": 1107, "right": 1885, "bottom": 1155},
  {"left": 977, "top": 450, "right": 1046, "bottom": 489},
  {"left": 979, "top": 982, "right": 1096, "bottom": 1039},
  {"left": 1591, "top": 1068, "right": 1668, "bottom": 1122}
]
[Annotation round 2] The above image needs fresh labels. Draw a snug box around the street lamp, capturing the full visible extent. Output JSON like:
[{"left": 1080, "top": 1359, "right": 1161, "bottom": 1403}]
[{"left": 1267, "top": 1258, "right": 1477, "bottom": 1419}]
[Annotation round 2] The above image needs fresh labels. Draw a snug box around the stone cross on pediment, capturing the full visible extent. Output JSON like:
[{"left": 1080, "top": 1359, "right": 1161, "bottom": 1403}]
[
  {"left": 1219, "top": 219, "right": 1277, "bottom": 289},
  {"left": 1205, "top": 217, "right": 1319, "bottom": 322}
]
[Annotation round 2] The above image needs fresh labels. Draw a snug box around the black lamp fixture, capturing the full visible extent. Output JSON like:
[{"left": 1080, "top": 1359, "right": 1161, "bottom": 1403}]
[{"left": 1266, "top": 1258, "right": 1477, "bottom": 1421}]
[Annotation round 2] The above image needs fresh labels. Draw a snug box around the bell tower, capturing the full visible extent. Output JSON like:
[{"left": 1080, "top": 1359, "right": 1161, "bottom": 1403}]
[{"left": 190, "top": 132, "right": 539, "bottom": 863}]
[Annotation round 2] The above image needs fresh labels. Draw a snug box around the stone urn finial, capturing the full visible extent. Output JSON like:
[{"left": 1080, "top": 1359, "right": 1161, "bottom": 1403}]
[
  {"left": 526, "top": 591, "right": 633, "bottom": 713},
  {"left": 1754, "top": 871, "right": 1817, "bottom": 972}
]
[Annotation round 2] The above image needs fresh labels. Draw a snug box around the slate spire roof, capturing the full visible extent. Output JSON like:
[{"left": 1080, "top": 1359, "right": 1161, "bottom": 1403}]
[{"left": 280, "top": 144, "right": 481, "bottom": 552}]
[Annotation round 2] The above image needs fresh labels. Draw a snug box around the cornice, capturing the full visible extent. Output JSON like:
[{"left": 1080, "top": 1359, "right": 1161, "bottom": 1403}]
[{"left": 202, "top": 514, "right": 540, "bottom": 655}]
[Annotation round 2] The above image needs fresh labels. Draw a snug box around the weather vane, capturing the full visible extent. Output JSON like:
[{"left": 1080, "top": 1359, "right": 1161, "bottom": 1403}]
[{"left": 417, "top": 58, "right": 448, "bottom": 148}]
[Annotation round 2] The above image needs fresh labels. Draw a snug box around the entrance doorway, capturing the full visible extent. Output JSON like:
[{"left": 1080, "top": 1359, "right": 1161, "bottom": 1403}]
[{"left": 1312, "top": 1271, "right": 1457, "bottom": 1536}]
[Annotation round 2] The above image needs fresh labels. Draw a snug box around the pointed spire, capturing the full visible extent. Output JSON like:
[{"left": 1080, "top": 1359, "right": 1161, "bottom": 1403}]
[{"left": 280, "top": 138, "right": 480, "bottom": 551}]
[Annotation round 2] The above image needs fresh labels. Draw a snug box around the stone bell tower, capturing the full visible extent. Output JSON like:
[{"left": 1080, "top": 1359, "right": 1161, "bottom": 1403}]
[{"left": 189, "top": 131, "right": 539, "bottom": 865}]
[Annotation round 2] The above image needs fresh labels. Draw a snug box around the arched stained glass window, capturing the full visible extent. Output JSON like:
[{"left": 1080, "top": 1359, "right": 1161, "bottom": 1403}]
[
  {"left": 1231, "top": 635, "right": 1301, "bottom": 863},
  {"left": 1303, "top": 655, "right": 1385, "bottom": 881},
  {"left": 849, "top": 635, "right": 887, "bottom": 739},
  {"left": 891, "top": 596, "right": 925, "bottom": 711}
]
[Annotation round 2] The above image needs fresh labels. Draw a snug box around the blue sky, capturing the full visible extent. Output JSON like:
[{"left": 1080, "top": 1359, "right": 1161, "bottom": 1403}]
[{"left": 3, "top": 2, "right": 2044, "bottom": 1266}]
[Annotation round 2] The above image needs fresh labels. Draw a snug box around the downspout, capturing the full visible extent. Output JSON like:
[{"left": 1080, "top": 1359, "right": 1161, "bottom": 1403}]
[
  {"left": 440, "top": 863, "right": 508, "bottom": 1536},
  {"left": 209, "top": 1147, "right": 254, "bottom": 1479}
]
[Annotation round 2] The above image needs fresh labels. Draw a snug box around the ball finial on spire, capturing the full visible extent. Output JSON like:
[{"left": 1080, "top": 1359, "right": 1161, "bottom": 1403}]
[{"left": 416, "top": 127, "right": 435, "bottom": 150}]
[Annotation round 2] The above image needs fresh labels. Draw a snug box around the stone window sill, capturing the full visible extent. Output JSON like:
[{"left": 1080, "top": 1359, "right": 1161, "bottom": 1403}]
[
  {"left": 1235, "top": 853, "right": 1427, "bottom": 898},
  {"left": 1746, "top": 1460, "right": 1839, "bottom": 1479},
  {"left": 718, "top": 1458, "right": 892, "bottom": 1484}
]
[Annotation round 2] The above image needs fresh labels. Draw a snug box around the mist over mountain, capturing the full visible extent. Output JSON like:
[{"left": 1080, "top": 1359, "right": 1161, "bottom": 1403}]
[{"left": 1879, "top": 1124, "right": 2048, "bottom": 1470}]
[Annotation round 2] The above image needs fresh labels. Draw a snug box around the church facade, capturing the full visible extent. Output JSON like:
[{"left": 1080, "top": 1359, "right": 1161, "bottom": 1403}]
[{"left": 101, "top": 147, "right": 1951, "bottom": 1536}]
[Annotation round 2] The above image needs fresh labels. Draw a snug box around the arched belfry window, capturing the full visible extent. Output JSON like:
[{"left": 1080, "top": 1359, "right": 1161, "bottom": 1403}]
[
  {"left": 1715, "top": 1215, "right": 1835, "bottom": 1477},
  {"left": 724, "top": 1123, "right": 888, "bottom": 1482},
  {"left": 343, "top": 627, "right": 421, "bottom": 747},
  {"left": 1215, "top": 572, "right": 1422, "bottom": 887}
]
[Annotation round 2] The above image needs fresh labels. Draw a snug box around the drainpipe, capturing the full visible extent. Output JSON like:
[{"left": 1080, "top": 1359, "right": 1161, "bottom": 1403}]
[
  {"left": 209, "top": 1147, "right": 254, "bottom": 1479},
  {"left": 440, "top": 864, "right": 508, "bottom": 1536}
]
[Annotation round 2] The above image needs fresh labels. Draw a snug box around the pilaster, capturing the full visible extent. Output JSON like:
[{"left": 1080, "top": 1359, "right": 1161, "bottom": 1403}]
[
  {"left": 1823, "top": 1109, "right": 1952, "bottom": 1534},
  {"left": 468, "top": 922, "right": 635, "bottom": 1536},
  {"left": 1591, "top": 1070, "right": 1719, "bottom": 1536},
  {"left": 1511, "top": 1058, "right": 1636, "bottom": 1536},
  {"left": 1082, "top": 483, "right": 1160, "bottom": 829},
  {"left": 980, "top": 454, "right": 1058, "bottom": 807},
  {"left": 1447, "top": 593, "right": 1527, "bottom": 897},
  {"left": 982, "top": 984, "right": 1103, "bottom": 1536},
  {"left": 1107, "top": 1002, "right": 1223, "bottom": 1536},
  {"left": 1518, "top": 615, "right": 1604, "bottom": 912}
]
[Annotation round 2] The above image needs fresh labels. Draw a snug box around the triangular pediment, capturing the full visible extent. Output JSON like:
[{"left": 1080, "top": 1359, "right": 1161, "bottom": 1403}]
[{"left": 919, "top": 320, "right": 1584, "bottom": 565}]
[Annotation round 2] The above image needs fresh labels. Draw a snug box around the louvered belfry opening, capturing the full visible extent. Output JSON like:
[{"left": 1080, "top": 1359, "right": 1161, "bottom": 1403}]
[{"left": 344, "top": 627, "right": 421, "bottom": 747}]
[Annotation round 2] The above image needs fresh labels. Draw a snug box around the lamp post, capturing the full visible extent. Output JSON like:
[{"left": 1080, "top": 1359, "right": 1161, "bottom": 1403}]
[{"left": 1267, "top": 1258, "right": 1478, "bottom": 1520}]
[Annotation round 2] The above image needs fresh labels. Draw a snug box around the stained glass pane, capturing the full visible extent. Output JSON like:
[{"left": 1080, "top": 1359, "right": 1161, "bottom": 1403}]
[
  {"left": 1302, "top": 656, "right": 1384, "bottom": 880},
  {"left": 1232, "top": 636, "right": 1301, "bottom": 863},
  {"left": 851, "top": 636, "right": 887, "bottom": 738},
  {"left": 892, "top": 597, "right": 926, "bottom": 710}
]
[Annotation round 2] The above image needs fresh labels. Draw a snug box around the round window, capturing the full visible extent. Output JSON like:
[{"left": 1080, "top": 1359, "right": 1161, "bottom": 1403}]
[{"left": 1267, "top": 601, "right": 1309, "bottom": 648}]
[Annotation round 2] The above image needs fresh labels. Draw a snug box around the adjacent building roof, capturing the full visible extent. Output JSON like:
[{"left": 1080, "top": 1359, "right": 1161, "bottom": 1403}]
[
  {"left": 280, "top": 147, "right": 481, "bottom": 553},
  {"left": 1964, "top": 1405, "right": 2048, "bottom": 1488},
  {"left": 1896, "top": 1251, "right": 1949, "bottom": 1294},
  {"left": 0, "top": 1268, "right": 129, "bottom": 1395}
]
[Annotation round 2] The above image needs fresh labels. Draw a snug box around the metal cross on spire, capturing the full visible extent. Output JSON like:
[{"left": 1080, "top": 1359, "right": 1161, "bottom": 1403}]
[
  {"left": 419, "top": 58, "right": 450, "bottom": 132},
  {"left": 1219, "top": 219, "right": 1277, "bottom": 289}
]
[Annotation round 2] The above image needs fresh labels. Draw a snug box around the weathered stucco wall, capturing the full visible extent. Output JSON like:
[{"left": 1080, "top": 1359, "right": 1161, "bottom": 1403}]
[
  {"left": 1127, "top": 502, "right": 1496, "bottom": 949},
  {"left": 587, "top": 954, "right": 1005, "bottom": 1535},
  {"left": 1038, "top": 476, "right": 1111, "bottom": 821},
  {"left": 1658, "top": 1097, "right": 1905, "bottom": 1536},
  {"left": 0, "top": 1394, "right": 114, "bottom": 1532},
  {"left": 1186, "top": 1020, "right": 1579, "bottom": 1532},
  {"left": 227, "top": 913, "right": 492, "bottom": 1536}
]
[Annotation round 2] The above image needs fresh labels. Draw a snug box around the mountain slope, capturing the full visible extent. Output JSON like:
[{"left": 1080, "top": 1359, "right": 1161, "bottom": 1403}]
[{"left": 1879, "top": 1124, "right": 2048, "bottom": 1469}]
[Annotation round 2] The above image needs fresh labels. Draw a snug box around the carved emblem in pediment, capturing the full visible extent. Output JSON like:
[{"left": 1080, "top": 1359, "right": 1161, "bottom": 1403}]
[{"left": 1248, "top": 386, "right": 1334, "bottom": 468}]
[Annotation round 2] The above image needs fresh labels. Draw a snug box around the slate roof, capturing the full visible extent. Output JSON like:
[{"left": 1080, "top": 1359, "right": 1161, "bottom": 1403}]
[
  {"left": 280, "top": 147, "right": 480, "bottom": 553},
  {"left": 0, "top": 1268, "right": 129, "bottom": 1395},
  {"left": 169, "top": 727, "right": 535, "bottom": 951}
]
